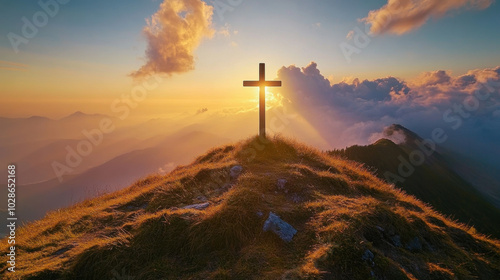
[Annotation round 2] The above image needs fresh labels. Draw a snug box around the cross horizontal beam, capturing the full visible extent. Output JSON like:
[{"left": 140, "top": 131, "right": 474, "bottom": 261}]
[{"left": 243, "top": 80, "right": 282, "bottom": 87}]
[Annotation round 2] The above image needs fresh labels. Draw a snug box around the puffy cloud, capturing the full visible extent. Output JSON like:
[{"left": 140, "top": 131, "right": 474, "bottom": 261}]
[
  {"left": 277, "top": 62, "right": 413, "bottom": 120},
  {"left": 362, "top": 0, "right": 493, "bottom": 35},
  {"left": 131, "top": 0, "right": 214, "bottom": 78},
  {"left": 455, "top": 74, "right": 477, "bottom": 87},
  {"left": 412, "top": 70, "right": 451, "bottom": 87},
  {"left": 275, "top": 62, "right": 500, "bottom": 167}
]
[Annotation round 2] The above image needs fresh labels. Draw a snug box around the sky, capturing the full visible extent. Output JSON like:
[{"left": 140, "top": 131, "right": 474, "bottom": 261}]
[
  {"left": 1, "top": 0, "right": 499, "bottom": 118},
  {"left": 0, "top": 0, "right": 499, "bottom": 165}
]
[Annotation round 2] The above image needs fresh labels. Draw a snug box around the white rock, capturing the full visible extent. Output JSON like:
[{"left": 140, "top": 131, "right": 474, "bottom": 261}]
[
  {"left": 263, "top": 212, "right": 297, "bottom": 242},
  {"left": 182, "top": 202, "right": 210, "bottom": 210},
  {"left": 230, "top": 165, "right": 243, "bottom": 179}
]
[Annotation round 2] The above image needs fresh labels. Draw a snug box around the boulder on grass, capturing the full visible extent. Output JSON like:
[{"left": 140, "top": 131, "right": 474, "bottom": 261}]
[{"left": 263, "top": 212, "right": 297, "bottom": 242}]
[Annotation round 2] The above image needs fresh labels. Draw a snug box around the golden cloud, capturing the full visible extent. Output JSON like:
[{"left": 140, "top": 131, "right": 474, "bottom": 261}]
[
  {"left": 131, "top": 0, "right": 214, "bottom": 78},
  {"left": 362, "top": 0, "right": 493, "bottom": 35}
]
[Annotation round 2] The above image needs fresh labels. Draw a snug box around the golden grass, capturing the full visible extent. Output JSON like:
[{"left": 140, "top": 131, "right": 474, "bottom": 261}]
[{"left": 1, "top": 135, "right": 499, "bottom": 279}]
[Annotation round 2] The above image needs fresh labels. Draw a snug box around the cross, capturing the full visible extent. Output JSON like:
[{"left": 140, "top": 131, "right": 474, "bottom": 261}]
[{"left": 243, "top": 63, "right": 282, "bottom": 138}]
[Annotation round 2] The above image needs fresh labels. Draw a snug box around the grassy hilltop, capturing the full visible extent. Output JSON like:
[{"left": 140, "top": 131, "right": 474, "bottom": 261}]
[
  {"left": 329, "top": 130, "right": 500, "bottom": 239},
  {"left": 1, "top": 136, "right": 500, "bottom": 279}
]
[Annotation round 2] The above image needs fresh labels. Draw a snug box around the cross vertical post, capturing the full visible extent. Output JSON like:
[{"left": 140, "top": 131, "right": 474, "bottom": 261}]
[
  {"left": 243, "top": 63, "right": 282, "bottom": 138},
  {"left": 259, "top": 63, "right": 266, "bottom": 138}
]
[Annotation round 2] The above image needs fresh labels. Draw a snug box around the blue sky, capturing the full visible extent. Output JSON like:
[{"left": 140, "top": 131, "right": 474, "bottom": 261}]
[
  {"left": 2, "top": 0, "right": 499, "bottom": 75},
  {"left": 0, "top": 0, "right": 499, "bottom": 118}
]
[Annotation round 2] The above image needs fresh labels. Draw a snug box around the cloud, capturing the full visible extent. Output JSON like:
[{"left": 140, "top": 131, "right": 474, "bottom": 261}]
[
  {"left": 196, "top": 107, "right": 208, "bottom": 114},
  {"left": 362, "top": 0, "right": 493, "bottom": 35},
  {"left": 412, "top": 70, "right": 451, "bottom": 87},
  {"left": 217, "top": 23, "right": 237, "bottom": 37},
  {"left": 346, "top": 30, "right": 354, "bottom": 40},
  {"left": 275, "top": 62, "right": 500, "bottom": 167},
  {"left": 0, "top": 60, "right": 29, "bottom": 72},
  {"left": 216, "top": 23, "right": 239, "bottom": 47},
  {"left": 131, "top": 0, "right": 214, "bottom": 78}
]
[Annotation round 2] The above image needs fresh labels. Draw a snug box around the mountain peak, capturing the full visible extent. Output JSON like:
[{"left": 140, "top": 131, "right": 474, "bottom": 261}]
[
  {"left": 26, "top": 115, "right": 50, "bottom": 120},
  {"left": 383, "top": 124, "right": 423, "bottom": 145},
  {"left": 69, "top": 110, "right": 87, "bottom": 116},
  {"left": 61, "top": 111, "right": 109, "bottom": 120},
  {"left": 3, "top": 136, "right": 500, "bottom": 279}
]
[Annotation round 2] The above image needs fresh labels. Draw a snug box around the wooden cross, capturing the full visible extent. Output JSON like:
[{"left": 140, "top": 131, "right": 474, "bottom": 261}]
[{"left": 243, "top": 63, "right": 282, "bottom": 138}]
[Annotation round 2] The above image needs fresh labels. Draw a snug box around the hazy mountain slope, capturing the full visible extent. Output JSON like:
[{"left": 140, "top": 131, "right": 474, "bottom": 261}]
[
  {"left": 16, "top": 137, "right": 144, "bottom": 184},
  {"left": 9, "top": 130, "right": 228, "bottom": 224},
  {"left": 0, "top": 112, "right": 137, "bottom": 184},
  {"left": 0, "top": 112, "right": 118, "bottom": 146},
  {"left": 0, "top": 138, "right": 57, "bottom": 166},
  {"left": 0, "top": 116, "right": 52, "bottom": 145},
  {"left": 329, "top": 126, "right": 500, "bottom": 238},
  {"left": 441, "top": 150, "right": 500, "bottom": 209},
  {"left": 1, "top": 137, "right": 499, "bottom": 279}
]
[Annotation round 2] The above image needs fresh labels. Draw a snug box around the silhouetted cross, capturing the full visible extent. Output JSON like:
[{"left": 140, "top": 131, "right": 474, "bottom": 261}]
[{"left": 243, "top": 63, "right": 282, "bottom": 138}]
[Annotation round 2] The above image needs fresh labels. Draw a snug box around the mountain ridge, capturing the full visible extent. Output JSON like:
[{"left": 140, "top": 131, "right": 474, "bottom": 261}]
[
  {"left": 330, "top": 124, "right": 500, "bottom": 238},
  {"left": 2, "top": 136, "right": 499, "bottom": 279}
]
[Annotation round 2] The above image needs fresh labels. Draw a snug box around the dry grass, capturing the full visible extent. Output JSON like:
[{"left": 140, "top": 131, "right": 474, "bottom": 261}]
[{"left": 1, "top": 135, "right": 499, "bottom": 279}]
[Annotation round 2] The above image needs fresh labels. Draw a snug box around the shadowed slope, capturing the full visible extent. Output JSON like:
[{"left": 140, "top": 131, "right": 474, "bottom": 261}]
[
  {"left": 329, "top": 125, "right": 500, "bottom": 238},
  {"left": 1, "top": 136, "right": 499, "bottom": 279}
]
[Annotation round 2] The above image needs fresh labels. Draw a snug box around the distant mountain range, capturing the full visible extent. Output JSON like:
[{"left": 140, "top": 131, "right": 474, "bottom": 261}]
[
  {"left": 11, "top": 130, "right": 228, "bottom": 224},
  {"left": 0, "top": 112, "right": 232, "bottom": 235}
]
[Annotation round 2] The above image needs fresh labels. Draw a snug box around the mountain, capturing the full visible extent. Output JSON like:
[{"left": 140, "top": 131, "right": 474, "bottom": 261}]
[
  {"left": 442, "top": 150, "right": 500, "bottom": 209},
  {"left": 4, "top": 130, "right": 229, "bottom": 227},
  {"left": 329, "top": 124, "right": 500, "bottom": 238},
  {"left": 0, "top": 112, "right": 126, "bottom": 181},
  {"left": 15, "top": 136, "right": 145, "bottom": 185},
  {"left": 0, "top": 112, "right": 120, "bottom": 146},
  {"left": 60, "top": 111, "right": 110, "bottom": 121},
  {"left": 1, "top": 136, "right": 499, "bottom": 279}
]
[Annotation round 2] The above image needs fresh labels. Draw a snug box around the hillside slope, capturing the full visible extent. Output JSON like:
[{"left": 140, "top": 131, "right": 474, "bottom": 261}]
[
  {"left": 329, "top": 125, "right": 500, "bottom": 238},
  {"left": 6, "top": 131, "right": 227, "bottom": 226},
  {"left": 1, "top": 137, "right": 499, "bottom": 279}
]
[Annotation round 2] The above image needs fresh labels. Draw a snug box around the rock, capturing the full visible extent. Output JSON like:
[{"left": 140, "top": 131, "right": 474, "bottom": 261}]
[
  {"left": 53, "top": 245, "right": 74, "bottom": 257},
  {"left": 391, "top": 235, "right": 402, "bottom": 247},
  {"left": 182, "top": 202, "right": 210, "bottom": 210},
  {"left": 362, "top": 249, "right": 374, "bottom": 261},
  {"left": 362, "top": 249, "right": 375, "bottom": 267},
  {"left": 230, "top": 165, "right": 243, "bottom": 179},
  {"left": 277, "top": 179, "right": 287, "bottom": 190},
  {"left": 406, "top": 237, "right": 423, "bottom": 252},
  {"left": 263, "top": 212, "right": 297, "bottom": 242},
  {"left": 375, "top": 226, "right": 385, "bottom": 232},
  {"left": 290, "top": 193, "right": 303, "bottom": 203},
  {"left": 256, "top": 211, "right": 264, "bottom": 217}
]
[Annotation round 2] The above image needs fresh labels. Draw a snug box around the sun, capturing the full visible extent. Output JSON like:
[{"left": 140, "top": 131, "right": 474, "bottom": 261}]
[{"left": 265, "top": 89, "right": 282, "bottom": 108}]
